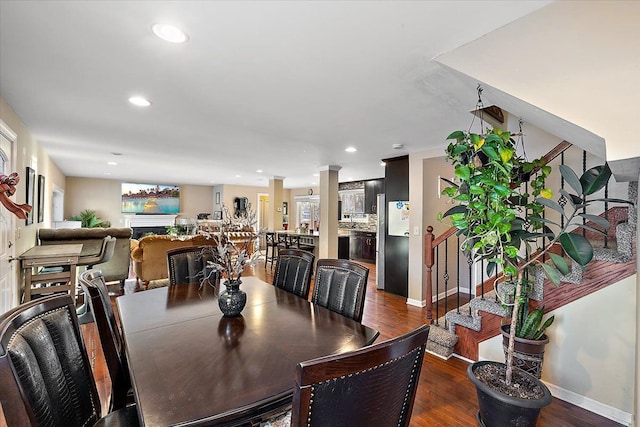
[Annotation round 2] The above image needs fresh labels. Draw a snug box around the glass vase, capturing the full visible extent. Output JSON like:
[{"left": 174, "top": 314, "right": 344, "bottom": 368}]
[{"left": 218, "top": 279, "right": 246, "bottom": 317}]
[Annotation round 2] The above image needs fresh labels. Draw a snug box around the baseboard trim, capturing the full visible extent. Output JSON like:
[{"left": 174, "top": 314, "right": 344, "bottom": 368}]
[
  {"left": 425, "top": 349, "right": 452, "bottom": 360},
  {"left": 543, "top": 381, "right": 633, "bottom": 426},
  {"left": 406, "top": 298, "right": 426, "bottom": 308}
]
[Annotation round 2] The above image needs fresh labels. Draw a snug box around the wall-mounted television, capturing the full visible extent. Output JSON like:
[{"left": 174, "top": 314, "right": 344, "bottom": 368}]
[{"left": 121, "top": 183, "right": 181, "bottom": 214}]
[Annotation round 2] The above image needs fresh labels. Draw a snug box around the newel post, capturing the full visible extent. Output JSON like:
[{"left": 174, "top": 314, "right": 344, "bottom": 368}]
[{"left": 424, "top": 226, "right": 434, "bottom": 324}]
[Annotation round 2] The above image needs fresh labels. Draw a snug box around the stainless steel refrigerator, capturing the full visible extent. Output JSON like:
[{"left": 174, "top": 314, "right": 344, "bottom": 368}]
[{"left": 375, "top": 193, "right": 385, "bottom": 290}]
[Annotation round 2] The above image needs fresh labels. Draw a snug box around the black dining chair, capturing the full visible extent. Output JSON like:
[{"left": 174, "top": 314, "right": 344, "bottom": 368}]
[
  {"left": 287, "top": 234, "right": 314, "bottom": 253},
  {"left": 79, "top": 269, "right": 133, "bottom": 411},
  {"left": 0, "top": 294, "right": 139, "bottom": 427},
  {"left": 311, "top": 259, "right": 369, "bottom": 323},
  {"left": 277, "top": 233, "right": 289, "bottom": 251},
  {"left": 76, "top": 236, "right": 117, "bottom": 324},
  {"left": 264, "top": 232, "right": 278, "bottom": 269},
  {"left": 262, "top": 325, "right": 429, "bottom": 427},
  {"left": 167, "top": 245, "right": 218, "bottom": 286},
  {"left": 273, "top": 249, "right": 315, "bottom": 299}
]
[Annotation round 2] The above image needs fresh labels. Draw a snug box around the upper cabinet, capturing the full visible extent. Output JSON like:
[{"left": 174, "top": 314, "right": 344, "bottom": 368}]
[{"left": 364, "top": 179, "right": 385, "bottom": 214}]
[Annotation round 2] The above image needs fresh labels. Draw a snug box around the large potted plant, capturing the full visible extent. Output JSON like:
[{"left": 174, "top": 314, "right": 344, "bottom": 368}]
[{"left": 440, "top": 127, "right": 622, "bottom": 426}]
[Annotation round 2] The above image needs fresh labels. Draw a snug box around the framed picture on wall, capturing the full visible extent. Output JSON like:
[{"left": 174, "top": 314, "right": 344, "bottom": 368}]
[
  {"left": 216, "top": 192, "right": 221, "bottom": 205},
  {"left": 25, "top": 167, "right": 35, "bottom": 225},
  {"left": 213, "top": 210, "right": 222, "bottom": 220},
  {"left": 37, "top": 174, "right": 45, "bottom": 223}
]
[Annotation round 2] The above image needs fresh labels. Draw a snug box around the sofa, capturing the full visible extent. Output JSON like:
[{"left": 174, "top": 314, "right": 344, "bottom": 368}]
[
  {"left": 37, "top": 227, "right": 133, "bottom": 284},
  {"left": 130, "top": 234, "right": 218, "bottom": 288}
]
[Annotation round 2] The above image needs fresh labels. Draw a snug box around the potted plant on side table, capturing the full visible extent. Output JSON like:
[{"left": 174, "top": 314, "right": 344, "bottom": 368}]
[{"left": 440, "top": 127, "right": 624, "bottom": 426}]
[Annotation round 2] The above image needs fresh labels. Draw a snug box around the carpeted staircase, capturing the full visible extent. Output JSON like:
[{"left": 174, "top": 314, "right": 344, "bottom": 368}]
[{"left": 426, "top": 182, "right": 637, "bottom": 360}]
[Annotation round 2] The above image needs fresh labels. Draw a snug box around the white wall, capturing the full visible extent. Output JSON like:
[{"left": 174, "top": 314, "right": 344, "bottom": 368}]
[{"left": 479, "top": 275, "right": 636, "bottom": 423}]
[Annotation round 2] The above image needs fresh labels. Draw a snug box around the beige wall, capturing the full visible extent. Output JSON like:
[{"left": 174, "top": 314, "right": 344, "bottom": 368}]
[
  {"left": 480, "top": 275, "right": 636, "bottom": 422},
  {"left": 65, "top": 177, "right": 214, "bottom": 226},
  {"left": 0, "top": 98, "right": 66, "bottom": 254}
]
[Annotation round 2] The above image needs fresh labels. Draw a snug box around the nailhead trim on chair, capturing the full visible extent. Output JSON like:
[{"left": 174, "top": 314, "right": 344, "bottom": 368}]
[{"left": 306, "top": 346, "right": 423, "bottom": 427}]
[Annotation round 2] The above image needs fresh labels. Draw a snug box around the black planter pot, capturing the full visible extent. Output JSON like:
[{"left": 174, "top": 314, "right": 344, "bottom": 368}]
[
  {"left": 501, "top": 324, "right": 549, "bottom": 379},
  {"left": 467, "top": 360, "right": 552, "bottom": 427}
]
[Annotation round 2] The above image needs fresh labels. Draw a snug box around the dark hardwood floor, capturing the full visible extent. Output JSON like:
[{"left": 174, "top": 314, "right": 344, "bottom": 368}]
[{"left": 81, "top": 260, "right": 623, "bottom": 426}]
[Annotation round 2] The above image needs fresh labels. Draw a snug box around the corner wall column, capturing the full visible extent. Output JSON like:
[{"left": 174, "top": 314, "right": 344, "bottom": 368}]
[
  {"left": 268, "top": 177, "right": 284, "bottom": 231},
  {"left": 319, "top": 165, "right": 341, "bottom": 259}
]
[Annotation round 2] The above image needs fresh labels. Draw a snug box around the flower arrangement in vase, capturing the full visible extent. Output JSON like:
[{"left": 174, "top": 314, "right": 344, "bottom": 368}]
[{"left": 202, "top": 204, "right": 259, "bottom": 316}]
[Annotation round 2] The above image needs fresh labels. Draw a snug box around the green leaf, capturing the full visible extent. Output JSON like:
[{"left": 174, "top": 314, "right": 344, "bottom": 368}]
[
  {"left": 559, "top": 189, "right": 576, "bottom": 208},
  {"left": 451, "top": 144, "right": 469, "bottom": 156},
  {"left": 541, "top": 263, "right": 561, "bottom": 285},
  {"left": 486, "top": 261, "right": 497, "bottom": 277},
  {"left": 469, "top": 185, "right": 485, "bottom": 195},
  {"left": 455, "top": 165, "right": 471, "bottom": 181},
  {"left": 484, "top": 134, "right": 501, "bottom": 144},
  {"left": 578, "top": 213, "right": 610, "bottom": 230},
  {"left": 499, "top": 147, "right": 514, "bottom": 164},
  {"left": 471, "top": 133, "right": 480, "bottom": 146},
  {"left": 441, "top": 205, "right": 467, "bottom": 218},
  {"left": 580, "top": 164, "right": 612, "bottom": 195},
  {"left": 559, "top": 233, "right": 594, "bottom": 266},
  {"left": 574, "top": 224, "right": 608, "bottom": 236},
  {"left": 446, "top": 130, "right": 465, "bottom": 140},
  {"left": 504, "top": 265, "right": 517, "bottom": 276},
  {"left": 559, "top": 164, "right": 583, "bottom": 195},
  {"left": 549, "top": 253, "right": 570, "bottom": 275},
  {"left": 504, "top": 246, "right": 518, "bottom": 258},
  {"left": 481, "top": 145, "right": 500, "bottom": 160},
  {"left": 535, "top": 197, "right": 565, "bottom": 215},
  {"left": 440, "top": 177, "right": 459, "bottom": 188},
  {"left": 494, "top": 185, "right": 511, "bottom": 197}
]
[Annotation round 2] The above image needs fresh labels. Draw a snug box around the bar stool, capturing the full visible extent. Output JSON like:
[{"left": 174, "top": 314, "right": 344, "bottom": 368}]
[
  {"left": 264, "top": 232, "right": 278, "bottom": 269},
  {"left": 289, "top": 235, "right": 315, "bottom": 253}
]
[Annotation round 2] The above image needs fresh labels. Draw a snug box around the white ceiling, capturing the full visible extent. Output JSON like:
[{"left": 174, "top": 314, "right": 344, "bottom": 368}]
[{"left": 0, "top": 0, "right": 553, "bottom": 188}]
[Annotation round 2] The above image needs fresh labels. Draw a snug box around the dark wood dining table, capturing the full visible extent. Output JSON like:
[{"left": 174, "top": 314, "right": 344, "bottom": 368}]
[{"left": 116, "top": 276, "right": 379, "bottom": 426}]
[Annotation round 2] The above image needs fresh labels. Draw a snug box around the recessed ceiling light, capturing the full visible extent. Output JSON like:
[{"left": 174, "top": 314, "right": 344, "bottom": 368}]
[
  {"left": 235, "top": 174, "right": 241, "bottom": 178},
  {"left": 103, "top": 172, "right": 111, "bottom": 175},
  {"left": 313, "top": 173, "right": 319, "bottom": 177},
  {"left": 111, "top": 152, "right": 122, "bottom": 156},
  {"left": 107, "top": 161, "right": 117, "bottom": 166},
  {"left": 256, "top": 169, "right": 263, "bottom": 173},
  {"left": 392, "top": 143, "right": 404, "bottom": 150},
  {"left": 348, "top": 177, "right": 353, "bottom": 180},
  {"left": 152, "top": 24, "right": 188, "bottom": 43},
  {"left": 345, "top": 147, "right": 357, "bottom": 153},
  {"left": 128, "top": 96, "right": 151, "bottom": 107}
]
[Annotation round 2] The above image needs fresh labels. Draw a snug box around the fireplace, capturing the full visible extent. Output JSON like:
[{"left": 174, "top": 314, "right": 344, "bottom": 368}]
[{"left": 124, "top": 215, "right": 177, "bottom": 239}]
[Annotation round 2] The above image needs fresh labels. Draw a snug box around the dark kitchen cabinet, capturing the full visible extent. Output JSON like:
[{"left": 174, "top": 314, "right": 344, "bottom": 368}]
[
  {"left": 364, "top": 179, "right": 385, "bottom": 214},
  {"left": 349, "top": 231, "right": 376, "bottom": 262}
]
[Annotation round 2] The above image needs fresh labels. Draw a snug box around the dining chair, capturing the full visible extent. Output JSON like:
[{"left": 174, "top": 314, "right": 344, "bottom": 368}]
[
  {"left": 311, "top": 259, "right": 369, "bottom": 322},
  {"left": 287, "top": 234, "right": 314, "bottom": 253},
  {"left": 277, "top": 233, "right": 289, "bottom": 251},
  {"left": 262, "top": 325, "right": 429, "bottom": 427},
  {"left": 79, "top": 269, "right": 132, "bottom": 411},
  {"left": 76, "top": 235, "right": 116, "bottom": 324},
  {"left": 167, "top": 245, "right": 218, "bottom": 286},
  {"left": 273, "top": 249, "right": 315, "bottom": 299},
  {"left": 264, "top": 232, "right": 278, "bottom": 269},
  {"left": 0, "top": 294, "right": 139, "bottom": 427}
]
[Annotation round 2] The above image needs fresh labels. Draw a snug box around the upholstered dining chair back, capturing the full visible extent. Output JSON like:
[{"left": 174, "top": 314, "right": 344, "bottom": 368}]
[
  {"left": 79, "top": 268, "right": 131, "bottom": 411},
  {"left": 0, "top": 294, "right": 139, "bottom": 426},
  {"left": 167, "top": 245, "right": 217, "bottom": 286},
  {"left": 78, "top": 235, "right": 116, "bottom": 268},
  {"left": 311, "top": 259, "right": 369, "bottom": 322},
  {"left": 291, "top": 325, "right": 429, "bottom": 427},
  {"left": 273, "top": 249, "right": 315, "bottom": 299}
]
